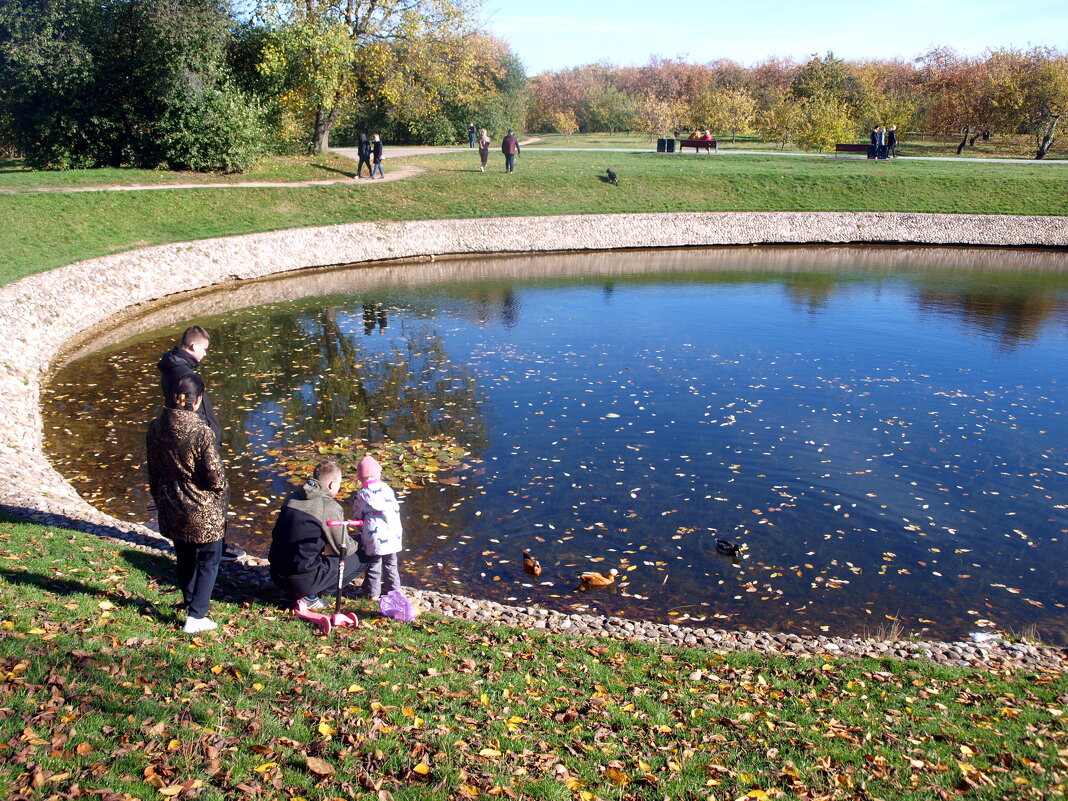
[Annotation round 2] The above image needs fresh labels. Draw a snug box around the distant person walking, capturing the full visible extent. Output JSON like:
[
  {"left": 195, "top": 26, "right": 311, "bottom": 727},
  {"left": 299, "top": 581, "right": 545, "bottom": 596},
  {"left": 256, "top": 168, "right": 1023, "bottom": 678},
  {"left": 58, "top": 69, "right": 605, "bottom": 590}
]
[
  {"left": 356, "top": 133, "right": 372, "bottom": 178},
  {"left": 887, "top": 125, "right": 898, "bottom": 158},
  {"left": 468, "top": 123, "right": 477, "bottom": 148},
  {"left": 876, "top": 126, "right": 888, "bottom": 160},
  {"left": 147, "top": 374, "right": 229, "bottom": 634},
  {"left": 477, "top": 128, "right": 491, "bottom": 172},
  {"left": 502, "top": 130, "right": 520, "bottom": 173},
  {"left": 371, "top": 134, "right": 384, "bottom": 179}
]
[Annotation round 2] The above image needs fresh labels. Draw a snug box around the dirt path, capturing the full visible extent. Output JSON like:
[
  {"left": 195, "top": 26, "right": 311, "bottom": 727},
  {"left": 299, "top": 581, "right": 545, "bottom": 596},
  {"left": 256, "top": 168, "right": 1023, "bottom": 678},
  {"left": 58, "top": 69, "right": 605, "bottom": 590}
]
[{"left": 0, "top": 163, "right": 427, "bottom": 195}]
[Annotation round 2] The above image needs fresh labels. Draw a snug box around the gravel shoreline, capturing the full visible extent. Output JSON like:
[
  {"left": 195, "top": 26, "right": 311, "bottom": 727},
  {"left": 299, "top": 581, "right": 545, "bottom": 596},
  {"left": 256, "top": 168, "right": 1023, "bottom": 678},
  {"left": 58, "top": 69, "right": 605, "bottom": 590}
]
[{"left": 4, "top": 212, "right": 1067, "bottom": 671}]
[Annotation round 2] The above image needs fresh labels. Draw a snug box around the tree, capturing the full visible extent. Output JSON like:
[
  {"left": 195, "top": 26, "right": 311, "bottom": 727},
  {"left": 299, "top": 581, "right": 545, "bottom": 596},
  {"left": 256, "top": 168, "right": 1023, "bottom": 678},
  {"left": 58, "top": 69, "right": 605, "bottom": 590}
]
[
  {"left": 794, "top": 94, "right": 853, "bottom": 152},
  {"left": 257, "top": 0, "right": 480, "bottom": 153},
  {"left": 0, "top": 0, "right": 264, "bottom": 170},
  {"left": 632, "top": 94, "right": 684, "bottom": 139},
  {"left": 917, "top": 47, "right": 993, "bottom": 155},
  {"left": 791, "top": 52, "right": 859, "bottom": 104},
  {"left": 758, "top": 93, "right": 803, "bottom": 150},
  {"left": 550, "top": 109, "right": 578, "bottom": 140},
  {"left": 577, "top": 82, "right": 635, "bottom": 133}
]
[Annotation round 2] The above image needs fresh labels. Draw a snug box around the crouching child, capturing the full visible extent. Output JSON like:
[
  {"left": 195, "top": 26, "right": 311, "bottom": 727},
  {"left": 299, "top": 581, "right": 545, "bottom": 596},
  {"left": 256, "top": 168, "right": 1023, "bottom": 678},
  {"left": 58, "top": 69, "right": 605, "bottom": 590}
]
[
  {"left": 353, "top": 456, "right": 403, "bottom": 599},
  {"left": 268, "top": 461, "right": 366, "bottom": 608}
]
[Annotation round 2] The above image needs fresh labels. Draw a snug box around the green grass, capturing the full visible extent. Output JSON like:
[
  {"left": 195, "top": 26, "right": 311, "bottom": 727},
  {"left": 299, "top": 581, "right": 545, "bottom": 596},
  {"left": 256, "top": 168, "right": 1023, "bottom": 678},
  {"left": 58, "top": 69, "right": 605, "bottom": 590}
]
[
  {"left": 1, "top": 518, "right": 1064, "bottom": 800},
  {"left": 2, "top": 149, "right": 1067, "bottom": 284},
  {"left": 0, "top": 152, "right": 360, "bottom": 191}
]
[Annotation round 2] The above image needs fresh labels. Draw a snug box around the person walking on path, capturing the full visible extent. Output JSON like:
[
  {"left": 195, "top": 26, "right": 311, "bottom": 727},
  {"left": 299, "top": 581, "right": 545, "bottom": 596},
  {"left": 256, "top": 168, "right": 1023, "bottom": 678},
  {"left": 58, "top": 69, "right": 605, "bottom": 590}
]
[
  {"left": 477, "top": 128, "right": 491, "bottom": 173},
  {"left": 352, "top": 455, "right": 403, "bottom": 600},
  {"left": 371, "top": 134, "right": 384, "bottom": 179},
  {"left": 468, "top": 122, "right": 477, "bottom": 148},
  {"left": 355, "top": 133, "right": 373, "bottom": 178},
  {"left": 502, "top": 130, "right": 520, "bottom": 173},
  {"left": 147, "top": 374, "right": 229, "bottom": 634},
  {"left": 268, "top": 461, "right": 368, "bottom": 607},
  {"left": 158, "top": 325, "right": 244, "bottom": 561},
  {"left": 887, "top": 125, "right": 898, "bottom": 158}
]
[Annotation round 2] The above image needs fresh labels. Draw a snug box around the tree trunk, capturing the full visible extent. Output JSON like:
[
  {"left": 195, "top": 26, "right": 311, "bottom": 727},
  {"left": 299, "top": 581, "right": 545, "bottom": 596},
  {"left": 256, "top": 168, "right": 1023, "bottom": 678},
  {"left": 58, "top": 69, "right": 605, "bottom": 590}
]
[
  {"left": 309, "top": 107, "right": 341, "bottom": 155},
  {"left": 955, "top": 128, "right": 969, "bottom": 156},
  {"left": 1035, "top": 114, "right": 1061, "bottom": 159}
]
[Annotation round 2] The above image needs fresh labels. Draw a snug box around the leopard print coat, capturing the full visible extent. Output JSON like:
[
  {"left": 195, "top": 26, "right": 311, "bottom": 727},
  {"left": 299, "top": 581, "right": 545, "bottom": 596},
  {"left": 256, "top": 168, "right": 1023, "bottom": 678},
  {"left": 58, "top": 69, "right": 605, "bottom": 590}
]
[{"left": 146, "top": 408, "right": 228, "bottom": 544}]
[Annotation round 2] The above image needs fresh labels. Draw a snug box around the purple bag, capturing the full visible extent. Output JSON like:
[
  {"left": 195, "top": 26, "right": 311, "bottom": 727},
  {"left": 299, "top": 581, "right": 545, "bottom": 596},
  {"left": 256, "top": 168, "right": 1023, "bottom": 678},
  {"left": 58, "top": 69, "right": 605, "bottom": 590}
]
[{"left": 379, "top": 589, "right": 419, "bottom": 621}]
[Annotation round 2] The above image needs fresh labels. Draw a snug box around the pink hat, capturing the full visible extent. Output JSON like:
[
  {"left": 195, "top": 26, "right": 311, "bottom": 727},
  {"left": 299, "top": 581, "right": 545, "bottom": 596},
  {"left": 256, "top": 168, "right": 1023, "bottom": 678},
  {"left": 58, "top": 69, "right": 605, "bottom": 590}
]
[{"left": 357, "top": 455, "right": 382, "bottom": 481}]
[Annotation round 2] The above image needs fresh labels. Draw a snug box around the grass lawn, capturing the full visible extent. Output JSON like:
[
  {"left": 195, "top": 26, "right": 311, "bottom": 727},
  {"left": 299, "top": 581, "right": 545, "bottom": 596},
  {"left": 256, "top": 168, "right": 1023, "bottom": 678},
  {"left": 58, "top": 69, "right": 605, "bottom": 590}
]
[
  {"left": 1, "top": 518, "right": 1065, "bottom": 800},
  {"left": 0, "top": 153, "right": 361, "bottom": 191},
  {"left": 2, "top": 149, "right": 1067, "bottom": 284}
]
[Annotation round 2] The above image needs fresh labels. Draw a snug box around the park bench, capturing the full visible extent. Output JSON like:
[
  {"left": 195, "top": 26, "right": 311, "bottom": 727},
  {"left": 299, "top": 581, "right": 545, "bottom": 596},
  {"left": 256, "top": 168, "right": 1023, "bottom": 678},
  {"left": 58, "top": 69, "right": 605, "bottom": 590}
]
[
  {"left": 834, "top": 143, "right": 872, "bottom": 157},
  {"left": 679, "top": 138, "right": 718, "bottom": 153}
]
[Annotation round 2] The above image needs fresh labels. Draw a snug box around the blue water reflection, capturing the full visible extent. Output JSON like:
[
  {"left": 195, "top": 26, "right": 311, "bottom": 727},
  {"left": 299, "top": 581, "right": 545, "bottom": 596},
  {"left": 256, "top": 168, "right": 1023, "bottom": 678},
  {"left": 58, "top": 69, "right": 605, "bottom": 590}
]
[{"left": 43, "top": 246, "right": 1068, "bottom": 642}]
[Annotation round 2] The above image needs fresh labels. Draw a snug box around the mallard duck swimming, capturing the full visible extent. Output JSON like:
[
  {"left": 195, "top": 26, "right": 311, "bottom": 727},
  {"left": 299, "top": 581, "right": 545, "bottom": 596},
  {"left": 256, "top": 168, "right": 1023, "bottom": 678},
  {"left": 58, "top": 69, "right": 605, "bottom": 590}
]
[
  {"left": 715, "top": 538, "right": 742, "bottom": 556},
  {"left": 578, "top": 568, "right": 619, "bottom": 590},
  {"left": 522, "top": 549, "right": 542, "bottom": 577}
]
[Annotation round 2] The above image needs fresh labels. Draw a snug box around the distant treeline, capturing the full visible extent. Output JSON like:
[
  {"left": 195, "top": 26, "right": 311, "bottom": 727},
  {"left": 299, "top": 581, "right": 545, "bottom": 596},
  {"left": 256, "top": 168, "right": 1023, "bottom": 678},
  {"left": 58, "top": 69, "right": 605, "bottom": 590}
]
[
  {"left": 527, "top": 49, "right": 1068, "bottom": 157},
  {"left": 2, "top": 0, "right": 1063, "bottom": 172}
]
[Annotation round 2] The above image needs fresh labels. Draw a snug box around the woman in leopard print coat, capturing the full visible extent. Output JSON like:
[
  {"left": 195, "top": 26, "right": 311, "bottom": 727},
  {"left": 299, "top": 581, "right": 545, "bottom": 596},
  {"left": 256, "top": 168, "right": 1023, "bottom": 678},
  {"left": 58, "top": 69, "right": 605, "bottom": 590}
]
[{"left": 147, "top": 374, "right": 229, "bottom": 633}]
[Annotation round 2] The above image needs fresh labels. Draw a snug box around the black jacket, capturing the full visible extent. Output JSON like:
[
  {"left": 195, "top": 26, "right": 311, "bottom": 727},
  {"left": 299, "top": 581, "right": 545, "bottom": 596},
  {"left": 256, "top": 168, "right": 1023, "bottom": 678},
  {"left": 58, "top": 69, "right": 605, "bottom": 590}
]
[
  {"left": 268, "top": 480, "right": 351, "bottom": 596},
  {"left": 357, "top": 133, "right": 371, "bottom": 159},
  {"left": 372, "top": 140, "right": 383, "bottom": 162},
  {"left": 157, "top": 347, "right": 222, "bottom": 445}
]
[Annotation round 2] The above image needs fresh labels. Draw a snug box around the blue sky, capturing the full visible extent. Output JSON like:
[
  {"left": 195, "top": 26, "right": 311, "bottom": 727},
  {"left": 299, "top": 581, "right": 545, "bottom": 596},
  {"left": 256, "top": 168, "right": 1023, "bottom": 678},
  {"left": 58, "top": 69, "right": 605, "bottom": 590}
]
[{"left": 482, "top": 0, "right": 1068, "bottom": 74}]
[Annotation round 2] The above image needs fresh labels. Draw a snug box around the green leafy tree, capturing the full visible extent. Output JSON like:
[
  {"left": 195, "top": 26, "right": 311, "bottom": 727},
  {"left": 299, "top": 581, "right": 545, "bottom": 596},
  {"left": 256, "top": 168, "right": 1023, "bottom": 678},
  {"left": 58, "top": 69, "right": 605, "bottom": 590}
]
[
  {"left": 791, "top": 52, "right": 859, "bottom": 104},
  {"left": 577, "top": 82, "right": 635, "bottom": 133},
  {"left": 0, "top": 0, "right": 264, "bottom": 170},
  {"left": 257, "top": 0, "right": 480, "bottom": 153}
]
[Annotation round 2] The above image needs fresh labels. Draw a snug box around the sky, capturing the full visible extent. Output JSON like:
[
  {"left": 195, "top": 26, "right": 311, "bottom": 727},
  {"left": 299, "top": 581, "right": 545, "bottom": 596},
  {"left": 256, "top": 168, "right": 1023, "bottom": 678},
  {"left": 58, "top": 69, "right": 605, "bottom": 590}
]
[{"left": 481, "top": 0, "right": 1068, "bottom": 74}]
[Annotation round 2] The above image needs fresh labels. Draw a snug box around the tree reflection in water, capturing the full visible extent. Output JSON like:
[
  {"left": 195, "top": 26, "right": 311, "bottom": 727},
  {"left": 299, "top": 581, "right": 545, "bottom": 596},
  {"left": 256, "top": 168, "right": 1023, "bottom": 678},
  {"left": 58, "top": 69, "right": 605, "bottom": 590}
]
[{"left": 41, "top": 246, "right": 1068, "bottom": 642}]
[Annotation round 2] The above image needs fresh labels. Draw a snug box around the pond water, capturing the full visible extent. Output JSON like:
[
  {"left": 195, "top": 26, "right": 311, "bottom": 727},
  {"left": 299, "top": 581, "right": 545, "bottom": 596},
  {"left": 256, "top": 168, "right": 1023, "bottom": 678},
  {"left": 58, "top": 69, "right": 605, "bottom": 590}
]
[{"left": 43, "top": 246, "right": 1068, "bottom": 643}]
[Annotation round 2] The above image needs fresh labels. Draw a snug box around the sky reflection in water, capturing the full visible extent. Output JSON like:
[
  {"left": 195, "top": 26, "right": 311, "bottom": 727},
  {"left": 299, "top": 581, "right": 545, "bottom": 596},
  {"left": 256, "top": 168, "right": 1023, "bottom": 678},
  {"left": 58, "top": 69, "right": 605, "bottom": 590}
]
[{"left": 44, "top": 247, "right": 1068, "bottom": 643}]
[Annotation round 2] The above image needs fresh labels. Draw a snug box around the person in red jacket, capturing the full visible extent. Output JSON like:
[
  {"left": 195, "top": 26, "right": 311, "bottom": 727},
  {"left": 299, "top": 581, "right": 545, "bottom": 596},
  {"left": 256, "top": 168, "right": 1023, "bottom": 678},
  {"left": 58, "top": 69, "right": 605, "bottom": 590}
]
[{"left": 501, "top": 130, "right": 520, "bottom": 173}]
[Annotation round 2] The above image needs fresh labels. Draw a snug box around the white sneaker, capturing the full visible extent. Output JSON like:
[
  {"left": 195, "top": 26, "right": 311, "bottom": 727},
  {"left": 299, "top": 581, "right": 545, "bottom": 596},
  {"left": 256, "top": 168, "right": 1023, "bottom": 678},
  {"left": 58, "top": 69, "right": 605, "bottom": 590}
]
[{"left": 183, "top": 616, "right": 218, "bottom": 634}]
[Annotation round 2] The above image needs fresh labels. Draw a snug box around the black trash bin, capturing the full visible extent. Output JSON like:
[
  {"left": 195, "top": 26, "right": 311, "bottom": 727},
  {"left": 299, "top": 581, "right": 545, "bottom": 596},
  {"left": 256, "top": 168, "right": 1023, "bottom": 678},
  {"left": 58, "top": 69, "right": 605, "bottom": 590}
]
[
  {"left": 656, "top": 138, "right": 666, "bottom": 152},
  {"left": 666, "top": 138, "right": 676, "bottom": 153}
]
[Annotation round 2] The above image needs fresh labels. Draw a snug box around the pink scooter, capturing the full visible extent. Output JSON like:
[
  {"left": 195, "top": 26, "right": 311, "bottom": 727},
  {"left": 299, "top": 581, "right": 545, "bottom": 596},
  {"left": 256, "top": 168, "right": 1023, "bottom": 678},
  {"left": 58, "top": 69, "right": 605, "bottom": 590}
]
[{"left": 293, "top": 519, "right": 362, "bottom": 635}]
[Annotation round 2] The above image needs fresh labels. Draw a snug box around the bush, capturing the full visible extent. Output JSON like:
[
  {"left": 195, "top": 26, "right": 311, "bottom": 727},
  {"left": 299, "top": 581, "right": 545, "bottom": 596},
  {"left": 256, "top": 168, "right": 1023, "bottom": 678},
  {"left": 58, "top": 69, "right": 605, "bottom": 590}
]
[{"left": 157, "top": 76, "right": 267, "bottom": 172}]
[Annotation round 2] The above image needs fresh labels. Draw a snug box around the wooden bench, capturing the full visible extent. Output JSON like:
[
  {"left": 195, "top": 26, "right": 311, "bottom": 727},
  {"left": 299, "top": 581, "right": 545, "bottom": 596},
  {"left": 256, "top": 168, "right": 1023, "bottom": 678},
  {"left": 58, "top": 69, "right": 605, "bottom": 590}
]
[
  {"left": 679, "top": 138, "right": 718, "bottom": 153},
  {"left": 834, "top": 143, "right": 871, "bottom": 157}
]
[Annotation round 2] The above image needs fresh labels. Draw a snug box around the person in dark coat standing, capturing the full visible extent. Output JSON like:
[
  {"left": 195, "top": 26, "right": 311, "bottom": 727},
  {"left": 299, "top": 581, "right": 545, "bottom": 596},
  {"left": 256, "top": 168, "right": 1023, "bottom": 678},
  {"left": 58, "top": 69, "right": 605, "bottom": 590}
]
[
  {"left": 468, "top": 122, "right": 477, "bottom": 148},
  {"left": 356, "top": 132, "right": 372, "bottom": 178},
  {"left": 147, "top": 374, "right": 229, "bottom": 634},
  {"left": 158, "top": 325, "right": 244, "bottom": 561},
  {"left": 371, "top": 134, "right": 384, "bottom": 179},
  {"left": 268, "top": 461, "right": 368, "bottom": 607},
  {"left": 501, "top": 130, "right": 520, "bottom": 173},
  {"left": 887, "top": 125, "right": 898, "bottom": 158}
]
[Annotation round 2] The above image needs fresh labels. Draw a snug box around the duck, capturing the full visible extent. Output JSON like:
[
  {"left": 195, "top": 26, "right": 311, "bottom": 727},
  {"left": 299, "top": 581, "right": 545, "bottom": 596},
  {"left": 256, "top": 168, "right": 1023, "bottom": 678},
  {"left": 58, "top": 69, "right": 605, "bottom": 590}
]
[
  {"left": 522, "top": 549, "right": 542, "bottom": 577},
  {"left": 715, "top": 538, "right": 742, "bottom": 557},
  {"left": 578, "top": 568, "right": 619, "bottom": 590}
]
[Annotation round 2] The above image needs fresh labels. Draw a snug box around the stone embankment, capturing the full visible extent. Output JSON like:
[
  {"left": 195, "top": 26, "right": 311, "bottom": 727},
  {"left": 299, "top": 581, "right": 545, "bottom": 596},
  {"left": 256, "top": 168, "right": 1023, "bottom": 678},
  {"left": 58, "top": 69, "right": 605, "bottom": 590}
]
[{"left": 3, "top": 212, "right": 1067, "bottom": 671}]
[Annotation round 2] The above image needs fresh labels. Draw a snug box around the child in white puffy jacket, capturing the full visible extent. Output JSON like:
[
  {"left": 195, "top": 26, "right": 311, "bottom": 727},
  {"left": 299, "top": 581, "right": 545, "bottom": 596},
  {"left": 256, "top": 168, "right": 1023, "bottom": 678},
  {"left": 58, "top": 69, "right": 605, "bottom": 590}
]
[{"left": 352, "top": 455, "right": 403, "bottom": 599}]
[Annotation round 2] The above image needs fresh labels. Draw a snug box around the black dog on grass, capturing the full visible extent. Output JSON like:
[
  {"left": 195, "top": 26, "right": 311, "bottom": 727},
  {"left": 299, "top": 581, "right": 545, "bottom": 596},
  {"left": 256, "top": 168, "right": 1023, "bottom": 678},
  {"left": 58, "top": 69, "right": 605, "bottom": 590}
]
[{"left": 606, "top": 168, "right": 618, "bottom": 186}]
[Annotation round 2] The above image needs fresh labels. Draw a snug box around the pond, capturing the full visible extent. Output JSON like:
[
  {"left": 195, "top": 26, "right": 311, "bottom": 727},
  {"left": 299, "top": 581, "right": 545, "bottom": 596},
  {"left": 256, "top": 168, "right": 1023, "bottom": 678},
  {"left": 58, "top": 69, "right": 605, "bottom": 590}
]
[{"left": 43, "top": 246, "right": 1068, "bottom": 644}]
